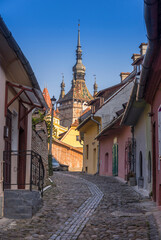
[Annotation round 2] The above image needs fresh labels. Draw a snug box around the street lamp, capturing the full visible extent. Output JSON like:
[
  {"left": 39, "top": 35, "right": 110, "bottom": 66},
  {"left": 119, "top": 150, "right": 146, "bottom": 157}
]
[{"left": 49, "top": 95, "right": 56, "bottom": 156}]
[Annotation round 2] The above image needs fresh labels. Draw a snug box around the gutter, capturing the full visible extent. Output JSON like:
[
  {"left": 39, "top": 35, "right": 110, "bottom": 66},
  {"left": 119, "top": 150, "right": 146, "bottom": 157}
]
[{"left": 136, "top": 0, "right": 158, "bottom": 100}]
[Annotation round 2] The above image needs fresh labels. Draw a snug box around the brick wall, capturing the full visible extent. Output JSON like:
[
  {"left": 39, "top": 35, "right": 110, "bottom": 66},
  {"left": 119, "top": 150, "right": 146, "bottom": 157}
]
[
  {"left": 52, "top": 139, "right": 83, "bottom": 172},
  {"left": 32, "top": 121, "right": 48, "bottom": 181}
]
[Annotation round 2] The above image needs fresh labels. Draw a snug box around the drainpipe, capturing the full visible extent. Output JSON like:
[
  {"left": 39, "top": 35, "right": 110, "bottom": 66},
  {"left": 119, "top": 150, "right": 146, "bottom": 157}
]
[
  {"left": 91, "top": 115, "right": 101, "bottom": 174},
  {"left": 136, "top": 0, "right": 158, "bottom": 100},
  {"left": 131, "top": 126, "right": 135, "bottom": 173}
]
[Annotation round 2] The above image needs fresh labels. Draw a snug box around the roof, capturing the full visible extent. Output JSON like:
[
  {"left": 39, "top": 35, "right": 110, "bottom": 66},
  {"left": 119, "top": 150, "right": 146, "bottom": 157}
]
[
  {"left": 121, "top": 81, "right": 146, "bottom": 126},
  {"left": 96, "top": 113, "right": 123, "bottom": 140},
  {"left": 53, "top": 138, "right": 83, "bottom": 154},
  {"left": 79, "top": 107, "right": 91, "bottom": 117},
  {"left": 132, "top": 55, "right": 144, "bottom": 66},
  {"left": 58, "top": 131, "right": 67, "bottom": 140},
  {"left": 95, "top": 82, "right": 124, "bottom": 99},
  {"left": 43, "top": 88, "right": 52, "bottom": 110},
  {"left": 71, "top": 119, "right": 79, "bottom": 127},
  {"left": 58, "top": 80, "right": 93, "bottom": 103},
  {"left": 77, "top": 115, "right": 91, "bottom": 131},
  {"left": 96, "top": 77, "right": 135, "bottom": 112}
]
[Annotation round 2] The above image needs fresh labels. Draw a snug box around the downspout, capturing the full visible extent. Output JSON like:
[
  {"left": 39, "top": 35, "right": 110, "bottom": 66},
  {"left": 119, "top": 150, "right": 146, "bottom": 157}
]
[
  {"left": 137, "top": 0, "right": 158, "bottom": 100},
  {"left": 91, "top": 115, "right": 101, "bottom": 174}
]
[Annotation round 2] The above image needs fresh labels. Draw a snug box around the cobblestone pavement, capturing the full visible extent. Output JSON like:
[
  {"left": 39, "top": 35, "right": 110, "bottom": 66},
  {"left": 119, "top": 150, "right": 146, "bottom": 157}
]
[{"left": 0, "top": 172, "right": 159, "bottom": 240}]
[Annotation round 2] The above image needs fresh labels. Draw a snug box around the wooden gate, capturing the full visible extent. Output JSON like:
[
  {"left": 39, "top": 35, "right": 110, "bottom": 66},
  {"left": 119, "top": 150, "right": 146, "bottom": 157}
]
[{"left": 112, "top": 144, "right": 118, "bottom": 176}]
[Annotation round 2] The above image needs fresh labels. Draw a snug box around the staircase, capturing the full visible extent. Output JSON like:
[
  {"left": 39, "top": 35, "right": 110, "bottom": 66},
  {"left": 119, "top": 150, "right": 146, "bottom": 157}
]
[{"left": 4, "top": 190, "right": 42, "bottom": 219}]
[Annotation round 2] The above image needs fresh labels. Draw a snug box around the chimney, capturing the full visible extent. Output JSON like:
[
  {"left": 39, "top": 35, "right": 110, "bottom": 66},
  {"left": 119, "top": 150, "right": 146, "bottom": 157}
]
[
  {"left": 131, "top": 54, "right": 141, "bottom": 62},
  {"left": 139, "top": 43, "right": 148, "bottom": 55},
  {"left": 120, "top": 72, "right": 130, "bottom": 82}
]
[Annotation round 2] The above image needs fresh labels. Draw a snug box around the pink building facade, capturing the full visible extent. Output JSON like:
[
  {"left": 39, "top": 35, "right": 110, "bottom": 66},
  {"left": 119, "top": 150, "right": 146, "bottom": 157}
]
[
  {"left": 98, "top": 118, "right": 131, "bottom": 180},
  {"left": 151, "top": 83, "right": 161, "bottom": 205}
]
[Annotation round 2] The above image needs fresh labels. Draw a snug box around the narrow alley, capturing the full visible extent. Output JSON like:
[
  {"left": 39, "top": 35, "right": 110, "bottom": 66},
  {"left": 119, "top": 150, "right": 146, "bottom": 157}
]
[{"left": 0, "top": 172, "right": 159, "bottom": 240}]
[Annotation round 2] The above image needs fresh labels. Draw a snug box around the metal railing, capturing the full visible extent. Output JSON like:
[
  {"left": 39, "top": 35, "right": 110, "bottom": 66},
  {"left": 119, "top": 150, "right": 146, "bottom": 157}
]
[
  {"left": 3, "top": 150, "right": 44, "bottom": 196},
  {"left": 125, "top": 138, "right": 136, "bottom": 178}
]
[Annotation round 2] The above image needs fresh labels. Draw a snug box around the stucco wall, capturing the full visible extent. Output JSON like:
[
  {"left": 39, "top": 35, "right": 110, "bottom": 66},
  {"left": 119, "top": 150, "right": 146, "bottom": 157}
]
[
  {"left": 99, "top": 126, "right": 131, "bottom": 179},
  {"left": 61, "top": 127, "right": 83, "bottom": 148},
  {"left": 83, "top": 124, "right": 99, "bottom": 174},
  {"left": 134, "top": 104, "right": 152, "bottom": 193},
  {"left": 0, "top": 67, "right": 6, "bottom": 215},
  {"left": 152, "top": 83, "right": 161, "bottom": 204},
  {"left": 52, "top": 140, "right": 83, "bottom": 172}
]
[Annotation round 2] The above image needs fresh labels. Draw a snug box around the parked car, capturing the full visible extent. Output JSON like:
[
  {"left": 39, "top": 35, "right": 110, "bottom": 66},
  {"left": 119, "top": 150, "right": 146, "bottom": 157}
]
[
  {"left": 52, "top": 158, "right": 69, "bottom": 171},
  {"left": 52, "top": 158, "right": 60, "bottom": 171}
]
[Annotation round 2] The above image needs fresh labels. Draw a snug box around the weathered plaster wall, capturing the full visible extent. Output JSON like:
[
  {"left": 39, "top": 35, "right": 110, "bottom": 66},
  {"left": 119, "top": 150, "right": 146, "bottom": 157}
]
[
  {"left": 134, "top": 104, "right": 152, "bottom": 193},
  {"left": 99, "top": 126, "right": 131, "bottom": 179},
  {"left": 152, "top": 83, "right": 161, "bottom": 204},
  {"left": 52, "top": 140, "right": 83, "bottom": 172},
  {"left": 61, "top": 127, "right": 83, "bottom": 148},
  {"left": 83, "top": 124, "right": 99, "bottom": 174}
]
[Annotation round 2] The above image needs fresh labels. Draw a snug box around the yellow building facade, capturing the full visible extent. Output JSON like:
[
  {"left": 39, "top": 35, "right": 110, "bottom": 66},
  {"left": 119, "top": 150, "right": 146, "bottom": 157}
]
[
  {"left": 60, "top": 120, "right": 83, "bottom": 149},
  {"left": 78, "top": 116, "right": 101, "bottom": 174}
]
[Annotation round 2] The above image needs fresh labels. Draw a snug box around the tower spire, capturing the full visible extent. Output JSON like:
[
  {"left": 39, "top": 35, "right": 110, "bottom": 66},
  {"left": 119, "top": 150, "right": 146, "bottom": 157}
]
[
  {"left": 93, "top": 75, "right": 98, "bottom": 97},
  {"left": 60, "top": 73, "right": 65, "bottom": 99},
  {"left": 73, "top": 21, "right": 86, "bottom": 81},
  {"left": 76, "top": 20, "right": 82, "bottom": 62},
  {"left": 77, "top": 20, "right": 81, "bottom": 47}
]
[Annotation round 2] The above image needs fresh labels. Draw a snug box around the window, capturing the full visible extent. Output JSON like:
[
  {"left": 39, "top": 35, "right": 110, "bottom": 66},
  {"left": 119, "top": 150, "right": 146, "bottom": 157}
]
[
  {"left": 139, "top": 151, "right": 143, "bottom": 177},
  {"left": 86, "top": 145, "right": 89, "bottom": 160},
  {"left": 76, "top": 135, "right": 80, "bottom": 141},
  {"left": 148, "top": 151, "right": 152, "bottom": 183}
]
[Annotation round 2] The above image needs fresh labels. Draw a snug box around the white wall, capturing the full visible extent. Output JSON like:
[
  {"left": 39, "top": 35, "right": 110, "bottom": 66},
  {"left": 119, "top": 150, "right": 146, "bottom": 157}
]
[
  {"left": 0, "top": 67, "right": 6, "bottom": 195},
  {"left": 134, "top": 104, "right": 152, "bottom": 193}
]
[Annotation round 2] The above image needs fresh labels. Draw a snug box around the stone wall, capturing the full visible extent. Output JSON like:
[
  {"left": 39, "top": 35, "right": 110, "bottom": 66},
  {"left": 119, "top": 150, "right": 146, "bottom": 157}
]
[
  {"left": 32, "top": 121, "right": 48, "bottom": 181},
  {"left": 52, "top": 139, "right": 83, "bottom": 172}
]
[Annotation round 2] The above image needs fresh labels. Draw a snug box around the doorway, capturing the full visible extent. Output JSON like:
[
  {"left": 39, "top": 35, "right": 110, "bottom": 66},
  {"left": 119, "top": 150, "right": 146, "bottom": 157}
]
[
  {"left": 17, "top": 103, "right": 28, "bottom": 189},
  {"left": 105, "top": 153, "right": 109, "bottom": 173}
]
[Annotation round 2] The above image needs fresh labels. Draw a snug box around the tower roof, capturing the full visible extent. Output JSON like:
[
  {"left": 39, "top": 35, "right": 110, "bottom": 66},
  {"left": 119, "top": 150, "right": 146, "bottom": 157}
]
[
  {"left": 58, "top": 24, "right": 93, "bottom": 103},
  {"left": 43, "top": 87, "right": 52, "bottom": 109}
]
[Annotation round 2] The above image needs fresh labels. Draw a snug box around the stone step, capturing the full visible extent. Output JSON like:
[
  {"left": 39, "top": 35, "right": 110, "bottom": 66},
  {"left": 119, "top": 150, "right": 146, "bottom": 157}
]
[{"left": 4, "top": 189, "right": 42, "bottom": 219}]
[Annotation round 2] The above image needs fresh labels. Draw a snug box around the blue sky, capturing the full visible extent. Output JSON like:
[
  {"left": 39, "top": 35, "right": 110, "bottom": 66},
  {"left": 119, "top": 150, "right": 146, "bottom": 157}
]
[{"left": 0, "top": 0, "right": 147, "bottom": 100}]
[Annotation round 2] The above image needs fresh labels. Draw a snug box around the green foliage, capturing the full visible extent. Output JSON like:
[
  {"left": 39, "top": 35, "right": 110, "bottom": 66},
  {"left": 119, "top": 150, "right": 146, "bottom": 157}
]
[
  {"left": 48, "top": 154, "right": 53, "bottom": 176},
  {"left": 44, "top": 114, "right": 58, "bottom": 141},
  {"left": 32, "top": 110, "right": 45, "bottom": 129}
]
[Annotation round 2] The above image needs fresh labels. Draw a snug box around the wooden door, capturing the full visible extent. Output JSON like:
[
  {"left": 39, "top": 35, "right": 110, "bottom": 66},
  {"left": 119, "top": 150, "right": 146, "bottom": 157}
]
[
  {"left": 4, "top": 110, "right": 12, "bottom": 189},
  {"left": 18, "top": 103, "right": 28, "bottom": 189},
  {"left": 112, "top": 144, "right": 118, "bottom": 176}
]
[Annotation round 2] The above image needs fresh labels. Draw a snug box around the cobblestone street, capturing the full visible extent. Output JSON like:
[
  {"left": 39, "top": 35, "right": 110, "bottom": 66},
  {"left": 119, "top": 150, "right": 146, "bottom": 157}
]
[{"left": 0, "top": 172, "right": 160, "bottom": 240}]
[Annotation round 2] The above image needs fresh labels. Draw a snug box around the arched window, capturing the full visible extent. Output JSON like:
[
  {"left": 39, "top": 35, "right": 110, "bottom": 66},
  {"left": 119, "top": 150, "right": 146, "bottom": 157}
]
[
  {"left": 148, "top": 151, "right": 152, "bottom": 183},
  {"left": 139, "top": 151, "right": 143, "bottom": 177},
  {"left": 105, "top": 153, "right": 109, "bottom": 173}
]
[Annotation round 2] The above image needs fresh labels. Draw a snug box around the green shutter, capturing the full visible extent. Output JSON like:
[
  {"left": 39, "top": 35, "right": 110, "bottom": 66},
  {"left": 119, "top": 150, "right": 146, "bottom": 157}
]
[{"left": 112, "top": 144, "right": 118, "bottom": 176}]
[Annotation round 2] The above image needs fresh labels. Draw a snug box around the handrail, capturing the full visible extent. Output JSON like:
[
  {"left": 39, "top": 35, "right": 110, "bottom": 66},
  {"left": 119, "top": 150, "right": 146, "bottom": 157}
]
[{"left": 3, "top": 150, "right": 44, "bottom": 196}]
